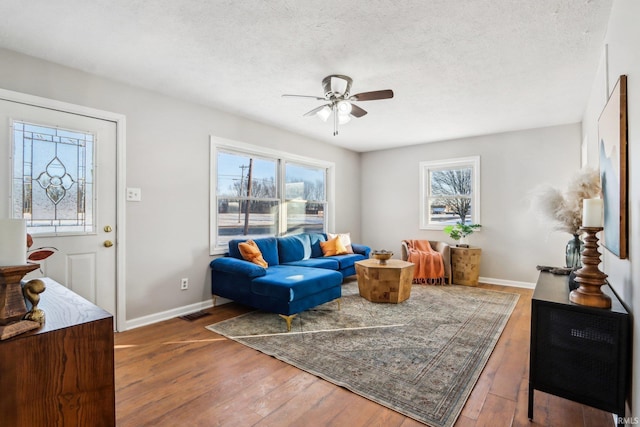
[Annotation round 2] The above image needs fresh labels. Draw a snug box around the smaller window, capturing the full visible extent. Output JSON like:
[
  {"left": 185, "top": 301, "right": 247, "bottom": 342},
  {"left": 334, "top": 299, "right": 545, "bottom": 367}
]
[{"left": 419, "top": 156, "right": 480, "bottom": 229}]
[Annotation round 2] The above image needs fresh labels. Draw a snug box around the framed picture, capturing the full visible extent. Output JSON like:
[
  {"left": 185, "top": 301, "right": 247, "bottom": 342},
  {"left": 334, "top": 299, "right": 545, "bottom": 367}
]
[{"left": 598, "top": 75, "right": 628, "bottom": 259}]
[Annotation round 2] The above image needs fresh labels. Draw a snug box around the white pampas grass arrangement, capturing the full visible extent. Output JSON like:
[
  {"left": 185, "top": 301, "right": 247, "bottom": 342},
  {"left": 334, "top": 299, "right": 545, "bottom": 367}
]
[{"left": 530, "top": 167, "right": 601, "bottom": 235}]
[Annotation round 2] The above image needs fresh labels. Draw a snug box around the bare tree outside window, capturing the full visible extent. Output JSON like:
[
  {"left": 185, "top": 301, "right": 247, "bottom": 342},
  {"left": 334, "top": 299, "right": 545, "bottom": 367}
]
[
  {"left": 232, "top": 170, "right": 276, "bottom": 198},
  {"left": 431, "top": 168, "right": 472, "bottom": 223}
]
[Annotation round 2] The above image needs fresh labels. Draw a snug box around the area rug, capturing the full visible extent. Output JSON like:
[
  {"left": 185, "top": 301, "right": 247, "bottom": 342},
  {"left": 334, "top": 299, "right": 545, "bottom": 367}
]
[{"left": 206, "top": 281, "right": 519, "bottom": 427}]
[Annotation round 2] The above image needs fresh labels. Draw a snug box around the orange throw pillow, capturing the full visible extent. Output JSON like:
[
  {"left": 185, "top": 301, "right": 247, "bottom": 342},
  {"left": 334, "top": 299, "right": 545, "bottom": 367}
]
[
  {"left": 327, "top": 232, "right": 354, "bottom": 254},
  {"left": 320, "top": 236, "right": 348, "bottom": 256},
  {"left": 238, "top": 240, "right": 268, "bottom": 268}
]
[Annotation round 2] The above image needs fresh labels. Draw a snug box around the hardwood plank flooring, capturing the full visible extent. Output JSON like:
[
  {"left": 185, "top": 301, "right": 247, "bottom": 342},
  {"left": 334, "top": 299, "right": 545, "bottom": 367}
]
[{"left": 114, "top": 282, "right": 614, "bottom": 427}]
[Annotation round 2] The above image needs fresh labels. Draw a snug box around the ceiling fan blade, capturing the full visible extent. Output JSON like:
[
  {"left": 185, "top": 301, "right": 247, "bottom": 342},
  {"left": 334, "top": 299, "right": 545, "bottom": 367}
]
[
  {"left": 282, "top": 94, "right": 326, "bottom": 101},
  {"left": 350, "top": 104, "right": 368, "bottom": 118},
  {"left": 349, "top": 89, "right": 394, "bottom": 101},
  {"left": 303, "top": 104, "right": 331, "bottom": 117}
]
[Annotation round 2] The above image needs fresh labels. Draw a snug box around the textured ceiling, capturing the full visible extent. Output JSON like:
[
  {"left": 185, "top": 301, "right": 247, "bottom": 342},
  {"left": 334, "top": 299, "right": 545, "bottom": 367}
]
[{"left": 0, "top": 0, "right": 612, "bottom": 152}]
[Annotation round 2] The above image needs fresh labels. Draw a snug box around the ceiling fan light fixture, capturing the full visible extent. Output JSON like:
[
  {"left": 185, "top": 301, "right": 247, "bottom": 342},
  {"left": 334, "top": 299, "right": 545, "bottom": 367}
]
[
  {"left": 337, "top": 100, "right": 352, "bottom": 114},
  {"left": 284, "top": 75, "right": 393, "bottom": 136},
  {"left": 338, "top": 113, "right": 351, "bottom": 125},
  {"left": 316, "top": 105, "right": 332, "bottom": 122},
  {"left": 323, "top": 75, "right": 352, "bottom": 98}
]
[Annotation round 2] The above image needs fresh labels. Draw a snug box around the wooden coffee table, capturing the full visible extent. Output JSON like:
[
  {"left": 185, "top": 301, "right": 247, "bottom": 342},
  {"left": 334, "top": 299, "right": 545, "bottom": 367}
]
[{"left": 355, "top": 259, "right": 415, "bottom": 303}]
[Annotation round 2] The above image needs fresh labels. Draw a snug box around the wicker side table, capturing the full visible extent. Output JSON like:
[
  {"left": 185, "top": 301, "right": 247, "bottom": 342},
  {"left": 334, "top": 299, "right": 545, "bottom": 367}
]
[{"left": 451, "top": 246, "right": 481, "bottom": 286}]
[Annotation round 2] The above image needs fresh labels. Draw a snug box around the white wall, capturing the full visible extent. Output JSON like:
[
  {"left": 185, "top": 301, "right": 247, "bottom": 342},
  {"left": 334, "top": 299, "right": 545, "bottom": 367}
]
[
  {"left": 361, "top": 124, "right": 582, "bottom": 285},
  {"left": 581, "top": 0, "right": 639, "bottom": 416},
  {"left": 0, "top": 47, "right": 362, "bottom": 325}
]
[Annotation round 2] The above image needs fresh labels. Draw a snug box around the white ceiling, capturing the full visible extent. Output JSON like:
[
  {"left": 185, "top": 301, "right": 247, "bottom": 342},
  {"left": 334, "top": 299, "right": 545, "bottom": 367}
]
[{"left": 0, "top": 0, "right": 613, "bottom": 152}]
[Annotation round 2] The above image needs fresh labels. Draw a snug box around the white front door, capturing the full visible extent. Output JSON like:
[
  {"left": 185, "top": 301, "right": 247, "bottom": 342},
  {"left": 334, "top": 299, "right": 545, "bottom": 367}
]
[{"left": 0, "top": 98, "right": 117, "bottom": 318}]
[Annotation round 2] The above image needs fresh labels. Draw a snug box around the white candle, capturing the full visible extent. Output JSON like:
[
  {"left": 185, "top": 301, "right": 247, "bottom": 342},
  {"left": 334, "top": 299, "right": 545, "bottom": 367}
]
[
  {"left": 0, "top": 219, "right": 27, "bottom": 266},
  {"left": 582, "top": 198, "right": 604, "bottom": 228}
]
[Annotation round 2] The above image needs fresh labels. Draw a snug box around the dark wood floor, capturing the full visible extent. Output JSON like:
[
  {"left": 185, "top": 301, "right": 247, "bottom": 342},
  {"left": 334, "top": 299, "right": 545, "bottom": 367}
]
[{"left": 114, "top": 281, "right": 614, "bottom": 427}]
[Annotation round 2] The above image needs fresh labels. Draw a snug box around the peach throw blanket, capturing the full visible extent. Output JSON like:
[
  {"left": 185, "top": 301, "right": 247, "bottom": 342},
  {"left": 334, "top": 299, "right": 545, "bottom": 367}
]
[{"left": 404, "top": 240, "right": 445, "bottom": 285}]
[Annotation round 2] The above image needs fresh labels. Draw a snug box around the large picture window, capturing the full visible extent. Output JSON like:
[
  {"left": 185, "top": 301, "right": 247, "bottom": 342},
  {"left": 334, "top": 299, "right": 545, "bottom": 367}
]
[
  {"left": 419, "top": 156, "right": 480, "bottom": 229},
  {"left": 210, "top": 137, "right": 333, "bottom": 254}
]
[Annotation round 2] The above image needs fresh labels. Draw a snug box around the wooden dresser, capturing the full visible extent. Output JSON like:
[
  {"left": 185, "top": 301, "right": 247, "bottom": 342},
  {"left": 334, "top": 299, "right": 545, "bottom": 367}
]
[{"left": 0, "top": 278, "right": 115, "bottom": 426}]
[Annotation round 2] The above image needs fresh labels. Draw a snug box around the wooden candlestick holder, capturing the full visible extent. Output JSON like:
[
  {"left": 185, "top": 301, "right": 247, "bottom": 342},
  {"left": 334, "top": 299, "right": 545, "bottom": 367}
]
[
  {"left": 569, "top": 227, "right": 610, "bottom": 309},
  {"left": 0, "top": 264, "right": 41, "bottom": 340}
]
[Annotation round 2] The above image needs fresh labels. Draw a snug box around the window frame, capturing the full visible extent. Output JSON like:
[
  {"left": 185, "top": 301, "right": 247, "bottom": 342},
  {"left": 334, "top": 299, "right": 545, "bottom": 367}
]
[
  {"left": 419, "top": 156, "right": 480, "bottom": 230},
  {"left": 210, "top": 136, "right": 335, "bottom": 255}
]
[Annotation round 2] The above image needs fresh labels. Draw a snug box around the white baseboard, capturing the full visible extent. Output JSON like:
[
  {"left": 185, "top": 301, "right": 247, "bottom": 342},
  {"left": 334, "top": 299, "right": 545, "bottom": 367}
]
[
  {"left": 124, "top": 299, "right": 213, "bottom": 331},
  {"left": 479, "top": 276, "right": 536, "bottom": 289},
  {"left": 123, "top": 279, "right": 533, "bottom": 331}
]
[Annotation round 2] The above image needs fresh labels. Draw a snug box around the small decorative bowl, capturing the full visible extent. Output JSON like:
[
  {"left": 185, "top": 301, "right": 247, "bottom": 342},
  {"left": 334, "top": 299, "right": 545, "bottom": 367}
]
[{"left": 372, "top": 250, "right": 393, "bottom": 265}]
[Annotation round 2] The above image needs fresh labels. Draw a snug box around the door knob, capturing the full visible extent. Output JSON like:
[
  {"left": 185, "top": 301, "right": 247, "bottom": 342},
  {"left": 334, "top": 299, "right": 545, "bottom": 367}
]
[
  {"left": 104, "top": 225, "right": 113, "bottom": 233},
  {"left": 104, "top": 240, "right": 114, "bottom": 248}
]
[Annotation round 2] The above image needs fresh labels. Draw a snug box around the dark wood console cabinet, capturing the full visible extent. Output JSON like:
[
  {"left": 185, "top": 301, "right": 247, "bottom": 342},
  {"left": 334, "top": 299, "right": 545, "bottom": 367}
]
[
  {"left": 0, "top": 278, "right": 115, "bottom": 426},
  {"left": 529, "top": 272, "right": 630, "bottom": 421}
]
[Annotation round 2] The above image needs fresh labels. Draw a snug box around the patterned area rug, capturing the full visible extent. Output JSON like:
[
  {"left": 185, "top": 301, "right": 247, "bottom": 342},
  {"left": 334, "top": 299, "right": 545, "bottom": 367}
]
[{"left": 206, "top": 280, "right": 519, "bottom": 427}]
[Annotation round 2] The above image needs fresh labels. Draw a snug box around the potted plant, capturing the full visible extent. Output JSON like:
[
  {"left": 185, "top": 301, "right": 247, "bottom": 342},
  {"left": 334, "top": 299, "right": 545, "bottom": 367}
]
[{"left": 443, "top": 222, "right": 482, "bottom": 247}]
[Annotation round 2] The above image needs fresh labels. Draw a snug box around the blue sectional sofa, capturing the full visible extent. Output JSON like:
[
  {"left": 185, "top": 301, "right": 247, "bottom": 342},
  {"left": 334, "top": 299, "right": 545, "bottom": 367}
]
[{"left": 210, "top": 233, "right": 370, "bottom": 330}]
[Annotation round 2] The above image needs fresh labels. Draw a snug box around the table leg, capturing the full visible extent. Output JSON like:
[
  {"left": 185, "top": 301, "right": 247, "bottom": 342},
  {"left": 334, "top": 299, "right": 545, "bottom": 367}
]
[{"left": 528, "top": 383, "right": 534, "bottom": 420}]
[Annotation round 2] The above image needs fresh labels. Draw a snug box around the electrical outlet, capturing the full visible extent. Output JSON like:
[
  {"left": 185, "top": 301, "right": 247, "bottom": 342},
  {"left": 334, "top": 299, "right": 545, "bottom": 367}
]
[
  {"left": 180, "top": 278, "right": 189, "bottom": 290},
  {"left": 126, "top": 187, "right": 142, "bottom": 202}
]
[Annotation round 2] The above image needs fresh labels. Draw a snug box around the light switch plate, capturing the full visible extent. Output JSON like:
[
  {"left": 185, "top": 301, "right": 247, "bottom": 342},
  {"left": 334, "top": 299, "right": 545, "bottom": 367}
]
[{"left": 126, "top": 187, "right": 141, "bottom": 201}]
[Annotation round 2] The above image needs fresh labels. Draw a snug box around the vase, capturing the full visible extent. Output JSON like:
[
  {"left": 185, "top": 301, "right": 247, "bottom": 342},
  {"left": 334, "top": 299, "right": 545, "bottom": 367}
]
[{"left": 565, "top": 234, "right": 584, "bottom": 269}]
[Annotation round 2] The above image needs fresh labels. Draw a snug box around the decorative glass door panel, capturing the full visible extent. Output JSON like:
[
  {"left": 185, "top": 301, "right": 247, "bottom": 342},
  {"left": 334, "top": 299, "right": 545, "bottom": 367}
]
[{"left": 12, "top": 121, "right": 95, "bottom": 235}]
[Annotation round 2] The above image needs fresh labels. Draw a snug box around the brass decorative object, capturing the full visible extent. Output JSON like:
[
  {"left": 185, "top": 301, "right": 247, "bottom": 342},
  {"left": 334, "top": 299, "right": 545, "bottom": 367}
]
[
  {"left": 570, "top": 227, "right": 610, "bottom": 308},
  {"left": 371, "top": 250, "right": 393, "bottom": 265},
  {"left": 0, "top": 264, "right": 42, "bottom": 340},
  {"left": 23, "top": 279, "right": 46, "bottom": 324}
]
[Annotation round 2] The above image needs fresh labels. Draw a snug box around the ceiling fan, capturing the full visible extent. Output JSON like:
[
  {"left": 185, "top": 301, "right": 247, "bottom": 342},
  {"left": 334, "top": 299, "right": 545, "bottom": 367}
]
[{"left": 282, "top": 75, "right": 394, "bottom": 136}]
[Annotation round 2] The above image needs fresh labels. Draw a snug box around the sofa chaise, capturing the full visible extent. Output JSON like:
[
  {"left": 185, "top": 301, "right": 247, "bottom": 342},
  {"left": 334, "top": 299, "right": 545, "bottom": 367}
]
[{"left": 210, "top": 233, "right": 370, "bottom": 330}]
